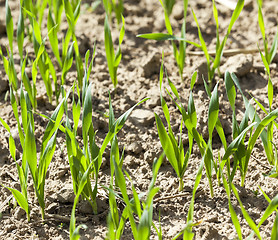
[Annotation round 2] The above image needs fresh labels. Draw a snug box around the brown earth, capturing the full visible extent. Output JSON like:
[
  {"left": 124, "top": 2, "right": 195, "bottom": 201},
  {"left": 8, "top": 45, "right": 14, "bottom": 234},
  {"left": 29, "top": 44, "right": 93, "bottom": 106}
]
[{"left": 0, "top": 0, "right": 278, "bottom": 239}]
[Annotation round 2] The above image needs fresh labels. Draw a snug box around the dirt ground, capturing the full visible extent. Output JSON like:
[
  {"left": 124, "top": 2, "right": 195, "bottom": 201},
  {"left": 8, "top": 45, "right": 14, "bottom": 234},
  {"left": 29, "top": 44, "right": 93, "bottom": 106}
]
[{"left": 0, "top": 0, "right": 278, "bottom": 239}]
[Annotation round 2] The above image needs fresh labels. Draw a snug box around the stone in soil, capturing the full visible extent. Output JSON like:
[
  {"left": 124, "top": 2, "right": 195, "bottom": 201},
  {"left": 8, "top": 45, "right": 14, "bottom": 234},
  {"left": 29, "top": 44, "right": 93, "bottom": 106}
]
[
  {"left": 130, "top": 108, "right": 155, "bottom": 126},
  {"left": 222, "top": 54, "right": 253, "bottom": 77}
]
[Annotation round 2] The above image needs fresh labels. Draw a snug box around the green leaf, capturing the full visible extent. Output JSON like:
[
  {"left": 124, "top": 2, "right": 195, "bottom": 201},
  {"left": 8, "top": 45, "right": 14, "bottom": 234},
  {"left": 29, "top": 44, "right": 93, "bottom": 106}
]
[
  {"left": 208, "top": 82, "right": 219, "bottom": 139},
  {"left": 155, "top": 113, "right": 179, "bottom": 175},
  {"left": 38, "top": 131, "right": 58, "bottom": 189},
  {"left": 70, "top": 160, "right": 94, "bottom": 239},
  {"left": 25, "top": 121, "right": 37, "bottom": 183},
  {"left": 269, "top": 27, "right": 278, "bottom": 64},
  {"left": 192, "top": 9, "right": 210, "bottom": 79},
  {"left": 33, "top": 18, "right": 42, "bottom": 45},
  {"left": 158, "top": 0, "right": 173, "bottom": 34},
  {"left": 41, "top": 99, "right": 65, "bottom": 154},
  {"left": 64, "top": 0, "right": 75, "bottom": 30},
  {"left": 82, "top": 83, "right": 92, "bottom": 153},
  {"left": 104, "top": 15, "right": 116, "bottom": 86},
  {"left": 137, "top": 207, "right": 151, "bottom": 240},
  {"left": 187, "top": 157, "right": 204, "bottom": 223},
  {"left": 227, "top": 0, "right": 244, "bottom": 35},
  {"left": 6, "top": 0, "right": 14, "bottom": 53},
  {"left": 62, "top": 42, "right": 74, "bottom": 85},
  {"left": 8, "top": 54, "right": 19, "bottom": 90},
  {"left": 0, "top": 117, "right": 16, "bottom": 160},
  {"left": 244, "top": 109, "right": 278, "bottom": 177},
  {"left": 17, "top": 7, "right": 24, "bottom": 60},
  {"left": 268, "top": 77, "right": 273, "bottom": 109},
  {"left": 113, "top": 98, "right": 149, "bottom": 133},
  {"left": 20, "top": 86, "right": 28, "bottom": 133},
  {"left": 10, "top": 87, "right": 25, "bottom": 148},
  {"left": 258, "top": 46, "right": 270, "bottom": 75},
  {"left": 188, "top": 91, "right": 197, "bottom": 128},
  {"left": 190, "top": 71, "right": 197, "bottom": 90},
  {"left": 257, "top": 0, "right": 265, "bottom": 41},
  {"left": 48, "top": 10, "right": 62, "bottom": 68},
  {"left": 164, "top": 0, "right": 176, "bottom": 16},
  {"left": 72, "top": 99, "right": 81, "bottom": 133},
  {"left": 137, "top": 33, "right": 186, "bottom": 41},
  {"left": 258, "top": 194, "right": 278, "bottom": 227},
  {"left": 222, "top": 122, "right": 256, "bottom": 161},
  {"left": 231, "top": 183, "right": 261, "bottom": 239},
  {"left": 119, "top": 15, "right": 125, "bottom": 45},
  {"left": 271, "top": 213, "right": 278, "bottom": 240},
  {"left": 222, "top": 174, "right": 242, "bottom": 239},
  {"left": 167, "top": 75, "right": 181, "bottom": 101},
  {"left": 5, "top": 187, "right": 29, "bottom": 219},
  {"left": 224, "top": 71, "right": 236, "bottom": 112}
]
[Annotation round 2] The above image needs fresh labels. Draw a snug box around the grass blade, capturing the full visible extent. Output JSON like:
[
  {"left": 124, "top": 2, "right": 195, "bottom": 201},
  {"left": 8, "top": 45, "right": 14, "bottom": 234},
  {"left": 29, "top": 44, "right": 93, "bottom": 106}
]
[
  {"left": 6, "top": 0, "right": 13, "bottom": 53},
  {"left": 258, "top": 194, "right": 278, "bottom": 227},
  {"left": 48, "top": 10, "right": 62, "bottom": 68},
  {"left": 227, "top": 0, "right": 244, "bottom": 35},
  {"left": 17, "top": 7, "right": 24, "bottom": 61},
  {"left": 137, "top": 33, "right": 186, "bottom": 41},
  {"left": 5, "top": 187, "right": 30, "bottom": 221},
  {"left": 231, "top": 183, "right": 261, "bottom": 239}
]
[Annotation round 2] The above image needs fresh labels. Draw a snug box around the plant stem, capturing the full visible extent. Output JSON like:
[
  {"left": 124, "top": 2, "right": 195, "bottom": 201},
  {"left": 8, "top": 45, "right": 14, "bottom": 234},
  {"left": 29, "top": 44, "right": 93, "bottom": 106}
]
[{"left": 179, "top": 178, "right": 184, "bottom": 191}]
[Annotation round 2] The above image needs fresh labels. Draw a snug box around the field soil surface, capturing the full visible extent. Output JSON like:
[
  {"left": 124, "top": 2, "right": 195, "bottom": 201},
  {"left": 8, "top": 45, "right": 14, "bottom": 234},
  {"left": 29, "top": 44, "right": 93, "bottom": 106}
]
[{"left": 0, "top": 0, "right": 278, "bottom": 239}]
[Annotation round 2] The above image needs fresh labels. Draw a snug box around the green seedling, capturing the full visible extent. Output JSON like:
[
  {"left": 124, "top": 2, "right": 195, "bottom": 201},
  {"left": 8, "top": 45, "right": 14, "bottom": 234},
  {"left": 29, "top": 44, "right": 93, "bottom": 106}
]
[
  {"left": 51, "top": 0, "right": 64, "bottom": 31},
  {"left": 221, "top": 161, "right": 277, "bottom": 240},
  {"left": 106, "top": 135, "right": 124, "bottom": 240},
  {"left": 189, "top": 0, "right": 244, "bottom": 83},
  {"left": 0, "top": 86, "right": 30, "bottom": 221},
  {"left": 257, "top": 0, "right": 278, "bottom": 66},
  {"left": 263, "top": 142, "right": 278, "bottom": 178},
  {"left": 26, "top": 97, "right": 65, "bottom": 220},
  {"left": 17, "top": 6, "right": 24, "bottom": 62},
  {"left": 69, "top": 162, "right": 91, "bottom": 240},
  {"left": 63, "top": 0, "right": 84, "bottom": 88},
  {"left": 184, "top": 149, "right": 207, "bottom": 239},
  {"left": 155, "top": 53, "right": 192, "bottom": 191},
  {"left": 104, "top": 14, "right": 125, "bottom": 88},
  {"left": 103, "top": 0, "right": 124, "bottom": 26},
  {"left": 2, "top": 1, "right": 20, "bottom": 91},
  {"left": 229, "top": 183, "right": 278, "bottom": 240},
  {"left": 163, "top": 71, "right": 221, "bottom": 197},
  {"left": 23, "top": 8, "right": 58, "bottom": 104},
  {"left": 221, "top": 167, "right": 272, "bottom": 240},
  {"left": 153, "top": 209, "right": 163, "bottom": 240},
  {"left": 139, "top": 0, "right": 243, "bottom": 83},
  {"left": 221, "top": 71, "right": 256, "bottom": 182},
  {"left": 0, "top": 48, "right": 19, "bottom": 92},
  {"left": 137, "top": 0, "right": 188, "bottom": 80},
  {"left": 24, "top": 3, "right": 80, "bottom": 104},
  {"left": 223, "top": 71, "right": 278, "bottom": 186},
  {"left": 258, "top": 187, "right": 278, "bottom": 240},
  {"left": 22, "top": 0, "right": 49, "bottom": 41},
  {"left": 5, "top": 0, "right": 13, "bottom": 53},
  {"left": 27, "top": 0, "right": 48, "bottom": 30},
  {"left": 61, "top": 41, "right": 75, "bottom": 86},
  {"left": 63, "top": 75, "right": 148, "bottom": 214},
  {"left": 172, "top": 220, "right": 201, "bottom": 240},
  {"left": 254, "top": 0, "right": 278, "bottom": 165},
  {"left": 0, "top": 85, "right": 65, "bottom": 221},
  {"left": 47, "top": 9, "right": 62, "bottom": 68},
  {"left": 221, "top": 171, "right": 243, "bottom": 240},
  {"left": 107, "top": 153, "right": 162, "bottom": 240}
]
